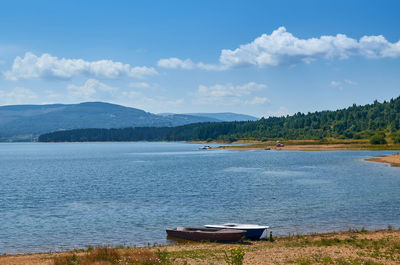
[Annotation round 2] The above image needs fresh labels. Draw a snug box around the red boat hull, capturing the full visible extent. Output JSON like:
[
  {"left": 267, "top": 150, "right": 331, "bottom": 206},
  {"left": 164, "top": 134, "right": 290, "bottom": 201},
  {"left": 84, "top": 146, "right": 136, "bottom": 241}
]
[{"left": 166, "top": 227, "right": 245, "bottom": 242}]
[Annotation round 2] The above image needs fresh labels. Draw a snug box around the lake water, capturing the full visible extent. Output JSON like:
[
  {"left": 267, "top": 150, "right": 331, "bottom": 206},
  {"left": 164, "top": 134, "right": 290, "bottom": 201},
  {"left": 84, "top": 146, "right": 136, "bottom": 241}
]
[{"left": 0, "top": 142, "right": 399, "bottom": 254}]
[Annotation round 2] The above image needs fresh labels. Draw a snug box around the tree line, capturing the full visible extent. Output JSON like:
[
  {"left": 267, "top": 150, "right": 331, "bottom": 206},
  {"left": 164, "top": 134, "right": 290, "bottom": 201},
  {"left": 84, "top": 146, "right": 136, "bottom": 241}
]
[{"left": 39, "top": 96, "right": 400, "bottom": 143}]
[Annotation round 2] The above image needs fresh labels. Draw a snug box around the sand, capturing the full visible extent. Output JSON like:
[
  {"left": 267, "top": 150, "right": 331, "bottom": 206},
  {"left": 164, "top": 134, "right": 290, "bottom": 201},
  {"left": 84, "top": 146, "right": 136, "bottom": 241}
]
[
  {"left": 218, "top": 143, "right": 370, "bottom": 151},
  {"left": 216, "top": 139, "right": 400, "bottom": 152},
  {"left": 366, "top": 153, "right": 400, "bottom": 166}
]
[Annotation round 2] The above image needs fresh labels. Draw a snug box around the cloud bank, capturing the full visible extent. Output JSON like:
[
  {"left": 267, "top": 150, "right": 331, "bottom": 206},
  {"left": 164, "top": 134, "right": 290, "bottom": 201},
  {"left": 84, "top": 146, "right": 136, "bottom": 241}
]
[
  {"left": 157, "top": 57, "right": 225, "bottom": 71},
  {"left": 4, "top": 52, "right": 158, "bottom": 80},
  {"left": 194, "top": 82, "right": 268, "bottom": 105},
  {"left": 0, "top": 87, "right": 38, "bottom": 105},
  {"left": 330, "top": 79, "right": 358, "bottom": 89},
  {"left": 157, "top": 58, "right": 195, "bottom": 69},
  {"left": 158, "top": 27, "right": 400, "bottom": 70},
  {"left": 67, "top": 79, "right": 118, "bottom": 99}
]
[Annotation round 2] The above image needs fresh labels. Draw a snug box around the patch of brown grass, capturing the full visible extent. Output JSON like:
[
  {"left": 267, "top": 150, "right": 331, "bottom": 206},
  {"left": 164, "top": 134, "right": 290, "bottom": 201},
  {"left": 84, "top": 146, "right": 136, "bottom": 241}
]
[
  {"left": 126, "top": 249, "right": 161, "bottom": 264},
  {"left": 53, "top": 247, "right": 162, "bottom": 265}
]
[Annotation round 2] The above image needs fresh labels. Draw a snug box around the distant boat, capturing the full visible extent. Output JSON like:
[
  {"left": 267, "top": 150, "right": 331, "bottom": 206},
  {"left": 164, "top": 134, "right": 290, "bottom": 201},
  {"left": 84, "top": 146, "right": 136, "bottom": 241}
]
[
  {"left": 166, "top": 227, "right": 246, "bottom": 242},
  {"left": 265, "top": 147, "right": 271, "bottom": 150},
  {"left": 199, "top": 145, "right": 212, "bottom": 150},
  {"left": 204, "top": 223, "right": 269, "bottom": 240}
]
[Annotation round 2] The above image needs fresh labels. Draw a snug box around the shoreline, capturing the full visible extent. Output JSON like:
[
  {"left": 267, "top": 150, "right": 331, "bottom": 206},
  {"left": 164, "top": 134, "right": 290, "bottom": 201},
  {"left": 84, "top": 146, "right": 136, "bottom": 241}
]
[
  {"left": 1, "top": 228, "right": 399, "bottom": 264},
  {"left": 365, "top": 153, "right": 400, "bottom": 167},
  {"left": 215, "top": 140, "right": 400, "bottom": 151},
  {"left": 3, "top": 139, "right": 400, "bottom": 152}
]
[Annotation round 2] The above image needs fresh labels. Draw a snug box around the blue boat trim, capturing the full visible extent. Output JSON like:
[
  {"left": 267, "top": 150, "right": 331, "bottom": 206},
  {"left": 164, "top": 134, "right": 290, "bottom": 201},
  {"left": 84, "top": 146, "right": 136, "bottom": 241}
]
[
  {"left": 204, "top": 223, "right": 270, "bottom": 240},
  {"left": 243, "top": 228, "right": 266, "bottom": 239}
]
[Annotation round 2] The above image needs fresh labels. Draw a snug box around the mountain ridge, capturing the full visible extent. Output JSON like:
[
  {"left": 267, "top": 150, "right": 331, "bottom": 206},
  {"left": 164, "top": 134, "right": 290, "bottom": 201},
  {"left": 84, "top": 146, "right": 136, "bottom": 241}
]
[
  {"left": 0, "top": 102, "right": 258, "bottom": 141},
  {"left": 159, "top": 112, "right": 259, "bottom": 122}
]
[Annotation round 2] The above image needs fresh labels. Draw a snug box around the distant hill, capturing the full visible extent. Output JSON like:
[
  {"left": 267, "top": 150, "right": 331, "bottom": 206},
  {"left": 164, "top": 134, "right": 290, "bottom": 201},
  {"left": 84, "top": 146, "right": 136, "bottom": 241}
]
[
  {"left": 39, "top": 96, "right": 400, "bottom": 143},
  {"left": 0, "top": 102, "right": 235, "bottom": 141},
  {"left": 183, "top": 112, "right": 258, "bottom": 121},
  {"left": 159, "top": 112, "right": 258, "bottom": 121}
]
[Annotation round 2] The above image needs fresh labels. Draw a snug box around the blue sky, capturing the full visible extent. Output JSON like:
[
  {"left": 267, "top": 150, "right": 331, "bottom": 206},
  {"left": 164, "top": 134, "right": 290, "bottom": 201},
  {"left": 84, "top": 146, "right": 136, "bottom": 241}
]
[{"left": 0, "top": 0, "right": 399, "bottom": 117}]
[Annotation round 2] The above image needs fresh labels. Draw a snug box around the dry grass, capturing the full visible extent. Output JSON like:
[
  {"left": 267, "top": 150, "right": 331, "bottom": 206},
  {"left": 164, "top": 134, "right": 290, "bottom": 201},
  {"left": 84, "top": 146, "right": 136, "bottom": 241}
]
[
  {"left": 1, "top": 229, "right": 400, "bottom": 265},
  {"left": 52, "top": 247, "right": 166, "bottom": 265},
  {"left": 0, "top": 227, "right": 400, "bottom": 265},
  {"left": 53, "top": 247, "right": 169, "bottom": 265}
]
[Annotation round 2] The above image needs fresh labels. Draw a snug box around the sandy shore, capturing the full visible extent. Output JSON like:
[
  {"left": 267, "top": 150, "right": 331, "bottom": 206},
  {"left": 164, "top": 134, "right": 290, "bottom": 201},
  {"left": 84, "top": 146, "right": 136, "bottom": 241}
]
[
  {"left": 216, "top": 139, "right": 400, "bottom": 151},
  {"left": 218, "top": 143, "right": 369, "bottom": 151},
  {"left": 1, "top": 229, "right": 399, "bottom": 265},
  {"left": 366, "top": 153, "right": 400, "bottom": 166}
]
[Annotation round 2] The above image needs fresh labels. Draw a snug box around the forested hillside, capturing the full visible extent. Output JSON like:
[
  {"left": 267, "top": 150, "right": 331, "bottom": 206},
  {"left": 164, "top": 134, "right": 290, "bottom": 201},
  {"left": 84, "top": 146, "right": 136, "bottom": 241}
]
[{"left": 39, "top": 97, "right": 400, "bottom": 143}]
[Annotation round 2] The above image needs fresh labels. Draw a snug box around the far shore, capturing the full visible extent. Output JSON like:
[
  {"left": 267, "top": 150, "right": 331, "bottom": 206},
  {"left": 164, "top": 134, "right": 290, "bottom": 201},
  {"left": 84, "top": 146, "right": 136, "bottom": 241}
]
[
  {"left": 214, "top": 139, "right": 400, "bottom": 152},
  {"left": 1, "top": 228, "right": 399, "bottom": 265}
]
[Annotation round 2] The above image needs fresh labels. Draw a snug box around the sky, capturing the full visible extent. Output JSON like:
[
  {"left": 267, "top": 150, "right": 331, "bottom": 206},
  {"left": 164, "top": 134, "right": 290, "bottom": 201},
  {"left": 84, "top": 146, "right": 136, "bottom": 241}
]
[{"left": 0, "top": 0, "right": 399, "bottom": 117}]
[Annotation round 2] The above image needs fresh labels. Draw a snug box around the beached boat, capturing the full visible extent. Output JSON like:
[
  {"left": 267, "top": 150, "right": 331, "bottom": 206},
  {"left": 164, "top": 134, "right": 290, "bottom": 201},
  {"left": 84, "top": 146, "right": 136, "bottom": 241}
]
[
  {"left": 166, "top": 227, "right": 246, "bottom": 242},
  {"left": 204, "top": 223, "right": 269, "bottom": 240}
]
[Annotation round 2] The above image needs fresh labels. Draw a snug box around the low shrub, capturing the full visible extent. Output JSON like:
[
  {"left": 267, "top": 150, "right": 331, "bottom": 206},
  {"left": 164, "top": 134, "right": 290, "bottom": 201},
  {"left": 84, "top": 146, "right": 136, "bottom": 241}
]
[
  {"left": 391, "top": 131, "right": 400, "bottom": 143},
  {"left": 370, "top": 133, "right": 387, "bottom": 144},
  {"left": 224, "top": 247, "right": 245, "bottom": 265}
]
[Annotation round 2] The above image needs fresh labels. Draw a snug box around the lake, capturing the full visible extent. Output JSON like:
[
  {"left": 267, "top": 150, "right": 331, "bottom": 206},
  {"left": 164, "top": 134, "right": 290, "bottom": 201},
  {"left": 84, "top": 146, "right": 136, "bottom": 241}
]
[{"left": 0, "top": 142, "right": 399, "bottom": 254}]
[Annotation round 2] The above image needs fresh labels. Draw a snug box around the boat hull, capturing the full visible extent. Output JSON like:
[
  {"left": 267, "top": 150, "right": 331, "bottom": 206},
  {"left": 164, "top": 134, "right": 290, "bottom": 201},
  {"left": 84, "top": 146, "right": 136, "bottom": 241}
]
[
  {"left": 166, "top": 227, "right": 246, "bottom": 242},
  {"left": 204, "top": 224, "right": 269, "bottom": 240},
  {"left": 242, "top": 229, "right": 266, "bottom": 240}
]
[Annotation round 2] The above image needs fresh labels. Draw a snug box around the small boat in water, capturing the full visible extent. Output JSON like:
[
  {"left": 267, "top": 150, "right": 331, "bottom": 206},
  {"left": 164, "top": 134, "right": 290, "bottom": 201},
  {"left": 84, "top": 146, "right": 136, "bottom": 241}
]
[
  {"left": 204, "top": 223, "right": 269, "bottom": 240},
  {"left": 166, "top": 227, "right": 246, "bottom": 242},
  {"left": 199, "top": 145, "right": 212, "bottom": 150}
]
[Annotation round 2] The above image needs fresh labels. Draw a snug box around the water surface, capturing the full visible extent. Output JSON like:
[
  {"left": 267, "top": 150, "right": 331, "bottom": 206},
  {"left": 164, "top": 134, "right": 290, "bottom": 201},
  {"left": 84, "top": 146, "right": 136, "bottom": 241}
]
[{"left": 0, "top": 142, "right": 399, "bottom": 254}]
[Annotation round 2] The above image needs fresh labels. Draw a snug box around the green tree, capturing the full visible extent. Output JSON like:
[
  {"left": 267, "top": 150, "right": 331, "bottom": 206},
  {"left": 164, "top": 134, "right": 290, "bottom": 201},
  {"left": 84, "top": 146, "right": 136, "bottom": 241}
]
[
  {"left": 370, "top": 132, "right": 387, "bottom": 144},
  {"left": 391, "top": 131, "right": 400, "bottom": 143}
]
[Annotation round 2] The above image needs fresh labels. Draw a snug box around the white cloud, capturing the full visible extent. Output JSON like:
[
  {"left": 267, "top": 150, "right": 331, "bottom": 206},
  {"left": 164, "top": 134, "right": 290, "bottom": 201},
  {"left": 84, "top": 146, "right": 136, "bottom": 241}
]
[
  {"left": 130, "top": 66, "right": 158, "bottom": 79},
  {"left": 330, "top": 79, "right": 358, "bottom": 89},
  {"left": 245, "top": 96, "right": 269, "bottom": 105},
  {"left": 194, "top": 82, "right": 267, "bottom": 105},
  {"left": 129, "top": 82, "right": 150, "bottom": 88},
  {"left": 4, "top": 52, "right": 158, "bottom": 80},
  {"left": 330, "top": 81, "right": 341, "bottom": 87},
  {"left": 44, "top": 90, "right": 62, "bottom": 100},
  {"left": 0, "top": 87, "right": 37, "bottom": 105},
  {"left": 159, "top": 27, "right": 400, "bottom": 70},
  {"left": 219, "top": 27, "right": 359, "bottom": 68},
  {"left": 67, "top": 79, "right": 118, "bottom": 100},
  {"left": 30, "top": 79, "right": 181, "bottom": 112},
  {"left": 122, "top": 91, "right": 143, "bottom": 99},
  {"left": 121, "top": 90, "right": 184, "bottom": 111},
  {"left": 157, "top": 57, "right": 195, "bottom": 69},
  {"left": 344, "top": 79, "right": 358, "bottom": 85},
  {"left": 196, "top": 62, "right": 228, "bottom": 71},
  {"left": 157, "top": 58, "right": 228, "bottom": 71}
]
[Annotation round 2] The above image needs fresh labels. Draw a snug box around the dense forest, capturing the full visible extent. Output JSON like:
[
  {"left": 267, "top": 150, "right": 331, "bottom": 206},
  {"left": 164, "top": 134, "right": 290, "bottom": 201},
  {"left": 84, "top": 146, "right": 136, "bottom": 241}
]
[{"left": 39, "top": 96, "right": 400, "bottom": 143}]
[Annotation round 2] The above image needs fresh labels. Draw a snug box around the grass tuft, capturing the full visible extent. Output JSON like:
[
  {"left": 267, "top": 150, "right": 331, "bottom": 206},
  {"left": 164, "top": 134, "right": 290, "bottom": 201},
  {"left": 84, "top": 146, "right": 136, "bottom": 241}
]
[{"left": 53, "top": 246, "right": 161, "bottom": 265}]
